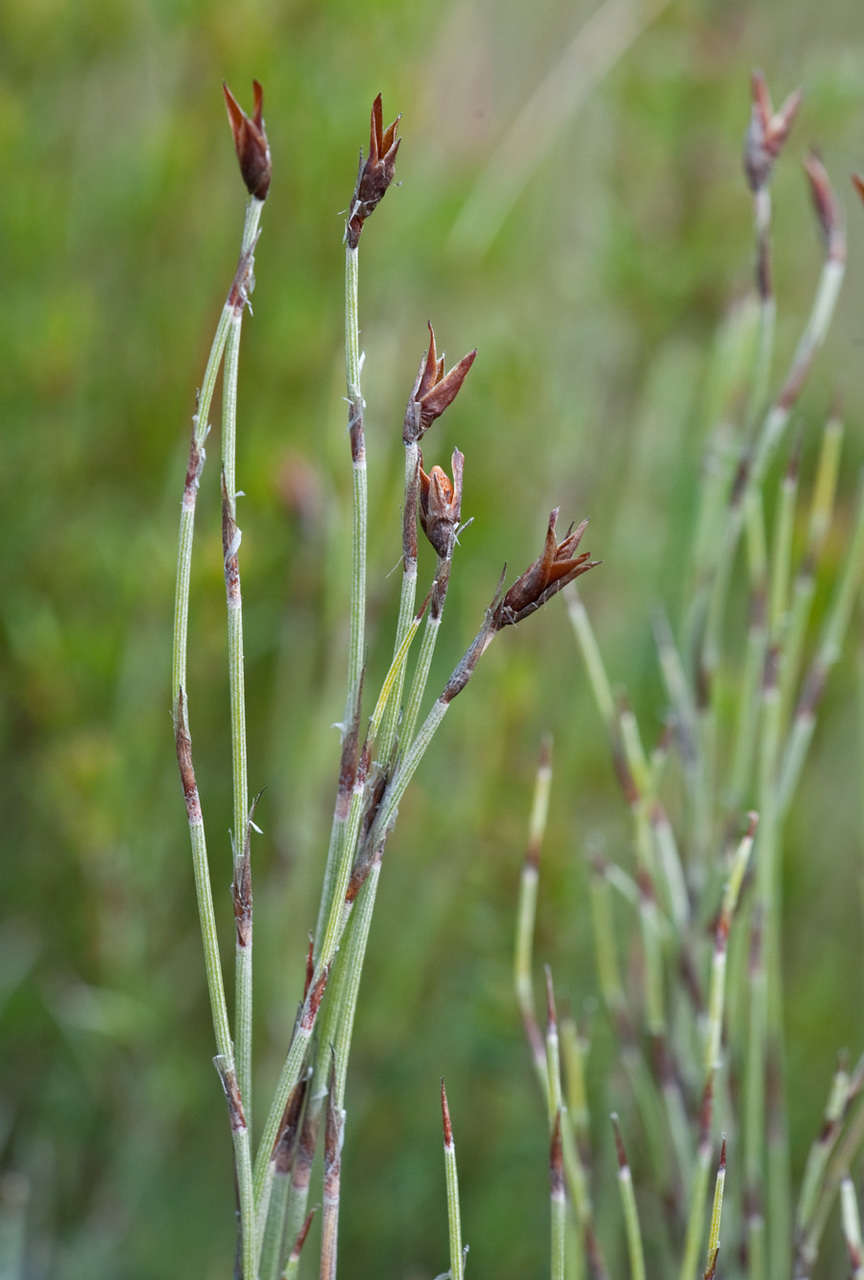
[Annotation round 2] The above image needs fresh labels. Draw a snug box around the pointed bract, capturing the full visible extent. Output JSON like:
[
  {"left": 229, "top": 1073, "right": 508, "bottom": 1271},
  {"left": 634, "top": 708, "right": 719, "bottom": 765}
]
[
  {"left": 743, "top": 70, "right": 801, "bottom": 193},
  {"left": 404, "top": 325, "right": 477, "bottom": 443},
  {"left": 494, "top": 510, "right": 597, "bottom": 628},
  {"left": 419, "top": 448, "right": 464, "bottom": 557},
  {"left": 223, "top": 80, "right": 271, "bottom": 201},
  {"left": 804, "top": 151, "right": 845, "bottom": 262},
  {"left": 347, "top": 93, "right": 401, "bottom": 248}
]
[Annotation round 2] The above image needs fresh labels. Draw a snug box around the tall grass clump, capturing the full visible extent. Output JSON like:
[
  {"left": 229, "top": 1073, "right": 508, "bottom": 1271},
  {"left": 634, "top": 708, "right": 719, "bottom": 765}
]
[
  {"left": 515, "top": 73, "right": 864, "bottom": 1280},
  {"left": 171, "top": 83, "right": 597, "bottom": 1279}
]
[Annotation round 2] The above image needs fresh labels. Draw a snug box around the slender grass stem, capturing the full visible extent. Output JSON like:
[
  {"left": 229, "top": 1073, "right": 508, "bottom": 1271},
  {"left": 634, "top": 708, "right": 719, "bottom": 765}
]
[
  {"left": 253, "top": 961, "right": 334, "bottom": 1237},
  {"left": 611, "top": 1115, "right": 646, "bottom": 1280},
  {"left": 515, "top": 739, "right": 553, "bottom": 1096},
  {"left": 344, "top": 243, "right": 366, "bottom": 726},
  {"left": 550, "top": 1112, "right": 566, "bottom": 1280},
  {"left": 702, "top": 232, "right": 844, "bottom": 681},
  {"left": 441, "top": 1082, "right": 465, "bottom": 1280},
  {"left": 171, "top": 193, "right": 263, "bottom": 1280},
  {"left": 320, "top": 1063, "right": 344, "bottom": 1280},
  {"left": 281, "top": 1209, "right": 316, "bottom": 1280},
  {"left": 778, "top": 471, "right": 864, "bottom": 815},
  {"left": 314, "top": 240, "right": 367, "bottom": 962},
  {"left": 841, "top": 1178, "right": 864, "bottom": 1280},
  {"left": 222, "top": 195, "right": 263, "bottom": 1128},
  {"left": 703, "top": 1138, "right": 727, "bottom": 1280},
  {"left": 779, "top": 415, "right": 843, "bottom": 728},
  {"left": 399, "top": 609, "right": 443, "bottom": 763},
  {"left": 565, "top": 587, "right": 615, "bottom": 731},
  {"left": 799, "top": 1099, "right": 864, "bottom": 1275},
  {"left": 796, "top": 1056, "right": 852, "bottom": 1241},
  {"left": 560, "top": 1018, "right": 589, "bottom": 1142},
  {"left": 680, "top": 1082, "right": 715, "bottom": 1280},
  {"left": 377, "top": 438, "right": 420, "bottom": 764}
]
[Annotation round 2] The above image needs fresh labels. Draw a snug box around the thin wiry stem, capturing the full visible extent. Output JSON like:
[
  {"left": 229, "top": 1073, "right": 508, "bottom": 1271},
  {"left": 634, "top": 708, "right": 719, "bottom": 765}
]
[
  {"left": 222, "top": 195, "right": 264, "bottom": 1128},
  {"left": 778, "top": 470, "right": 864, "bottom": 815},
  {"left": 779, "top": 414, "right": 843, "bottom": 729},
  {"left": 796, "top": 1055, "right": 855, "bottom": 1245},
  {"left": 441, "top": 1082, "right": 465, "bottom": 1280},
  {"left": 701, "top": 160, "right": 845, "bottom": 681},
  {"left": 703, "top": 1138, "right": 727, "bottom": 1280},
  {"left": 377, "top": 436, "right": 420, "bottom": 764},
  {"left": 313, "top": 238, "right": 368, "bottom": 960},
  {"left": 550, "top": 1112, "right": 566, "bottom": 1280},
  {"left": 841, "top": 1179, "right": 864, "bottom": 1280},
  {"left": 171, "top": 195, "right": 262, "bottom": 1279},
  {"left": 319, "top": 1060, "right": 344, "bottom": 1280},
  {"left": 344, "top": 243, "right": 366, "bottom": 725},
  {"left": 611, "top": 1114, "right": 646, "bottom": 1280},
  {"left": 515, "top": 738, "right": 553, "bottom": 1096}
]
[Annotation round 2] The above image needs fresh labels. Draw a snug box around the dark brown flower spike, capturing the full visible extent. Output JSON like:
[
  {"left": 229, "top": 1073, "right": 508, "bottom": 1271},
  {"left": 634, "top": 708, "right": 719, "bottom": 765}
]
[
  {"left": 853, "top": 175, "right": 864, "bottom": 206},
  {"left": 743, "top": 70, "right": 802, "bottom": 193},
  {"left": 419, "top": 448, "right": 464, "bottom": 558},
  {"left": 223, "top": 80, "right": 271, "bottom": 201},
  {"left": 346, "top": 93, "right": 401, "bottom": 248},
  {"left": 495, "top": 509, "right": 597, "bottom": 628},
  {"left": 403, "top": 325, "right": 477, "bottom": 444}
]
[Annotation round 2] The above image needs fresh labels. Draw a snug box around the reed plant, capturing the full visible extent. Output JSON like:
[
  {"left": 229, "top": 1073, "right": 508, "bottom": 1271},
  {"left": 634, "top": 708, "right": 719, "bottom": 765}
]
[
  {"left": 171, "top": 83, "right": 597, "bottom": 1279},
  {"left": 515, "top": 72, "right": 864, "bottom": 1280}
]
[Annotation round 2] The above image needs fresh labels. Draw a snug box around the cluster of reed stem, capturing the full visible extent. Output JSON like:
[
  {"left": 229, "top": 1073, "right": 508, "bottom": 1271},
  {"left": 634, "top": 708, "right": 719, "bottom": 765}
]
[
  {"left": 514, "top": 72, "right": 864, "bottom": 1280},
  {"left": 172, "top": 84, "right": 595, "bottom": 1279}
]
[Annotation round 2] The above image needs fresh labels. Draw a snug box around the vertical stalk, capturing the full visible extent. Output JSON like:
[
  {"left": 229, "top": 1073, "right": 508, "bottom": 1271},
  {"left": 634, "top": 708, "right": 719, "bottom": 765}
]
[
  {"left": 377, "top": 436, "right": 420, "bottom": 764},
  {"left": 441, "top": 1082, "right": 465, "bottom": 1280},
  {"left": 344, "top": 242, "right": 366, "bottom": 726},
  {"left": 222, "top": 195, "right": 264, "bottom": 1126},
  {"left": 314, "top": 238, "right": 367, "bottom": 957},
  {"left": 171, "top": 192, "right": 262, "bottom": 1279},
  {"left": 515, "top": 738, "right": 553, "bottom": 1096},
  {"left": 841, "top": 1178, "right": 864, "bottom": 1280},
  {"left": 550, "top": 1112, "right": 566, "bottom": 1280},
  {"left": 611, "top": 1115, "right": 646, "bottom": 1280},
  {"left": 703, "top": 1138, "right": 727, "bottom": 1280}
]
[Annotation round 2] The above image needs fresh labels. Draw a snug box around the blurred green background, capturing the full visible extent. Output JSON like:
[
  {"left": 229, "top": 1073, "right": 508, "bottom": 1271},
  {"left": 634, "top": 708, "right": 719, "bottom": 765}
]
[{"left": 3, "top": 0, "right": 864, "bottom": 1275}]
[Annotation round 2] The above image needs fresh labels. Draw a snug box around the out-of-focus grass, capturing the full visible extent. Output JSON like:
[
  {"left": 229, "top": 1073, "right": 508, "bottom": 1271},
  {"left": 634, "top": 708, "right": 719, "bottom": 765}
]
[{"left": 2, "top": 0, "right": 863, "bottom": 1275}]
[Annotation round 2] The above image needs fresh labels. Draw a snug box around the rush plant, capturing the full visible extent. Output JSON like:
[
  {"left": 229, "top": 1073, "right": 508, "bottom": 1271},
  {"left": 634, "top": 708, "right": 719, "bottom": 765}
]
[
  {"left": 515, "top": 72, "right": 864, "bottom": 1280},
  {"left": 170, "top": 84, "right": 596, "bottom": 1280}
]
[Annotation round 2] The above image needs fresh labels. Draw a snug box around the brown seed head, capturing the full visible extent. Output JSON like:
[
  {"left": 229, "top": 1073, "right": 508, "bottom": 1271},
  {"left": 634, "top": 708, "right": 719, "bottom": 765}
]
[
  {"left": 743, "top": 70, "right": 802, "bottom": 193},
  {"left": 404, "top": 325, "right": 477, "bottom": 444},
  {"left": 223, "top": 80, "right": 271, "bottom": 201},
  {"left": 419, "top": 448, "right": 464, "bottom": 558},
  {"left": 494, "top": 509, "right": 597, "bottom": 628},
  {"left": 853, "top": 174, "right": 864, "bottom": 206},
  {"left": 346, "top": 93, "right": 401, "bottom": 248}
]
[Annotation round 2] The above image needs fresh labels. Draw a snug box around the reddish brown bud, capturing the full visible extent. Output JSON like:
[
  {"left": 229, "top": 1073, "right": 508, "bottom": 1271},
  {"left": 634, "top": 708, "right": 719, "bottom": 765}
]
[
  {"left": 743, "top": 70, "right": 801, "bottom": 193},
  {"left": 494, "top": 510, "right": 597, "bottom": 628},
  {"left": 223, "top": 80, "right": 271, "bottom": 201},
  {"left": 803, "top": 151, "right": 845, "bottom": 262},
  {"left": 440, "top": 1079, "right": 454, "bottom": 1148},
  {"left": 404, "top": 325, "right": 477, "bottom": 443},
  {"left": 853, "top": 175, "right": 864, "bottom": 206},
  {"left": 419, "top": 448, "right": 464, "bottom": 558},
  {"left": 346, "top": 93, "right": 401, "bottom": 248}
]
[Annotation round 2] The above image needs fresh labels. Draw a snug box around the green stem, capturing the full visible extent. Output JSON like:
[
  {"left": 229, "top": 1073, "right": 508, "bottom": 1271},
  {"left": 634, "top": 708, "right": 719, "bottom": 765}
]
[
  {"left": 441, "top": 1083, "right": 465, "bottom": 1280},
  {"left": 344, "top": 242, "right": 366, "bottom": 727}
]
